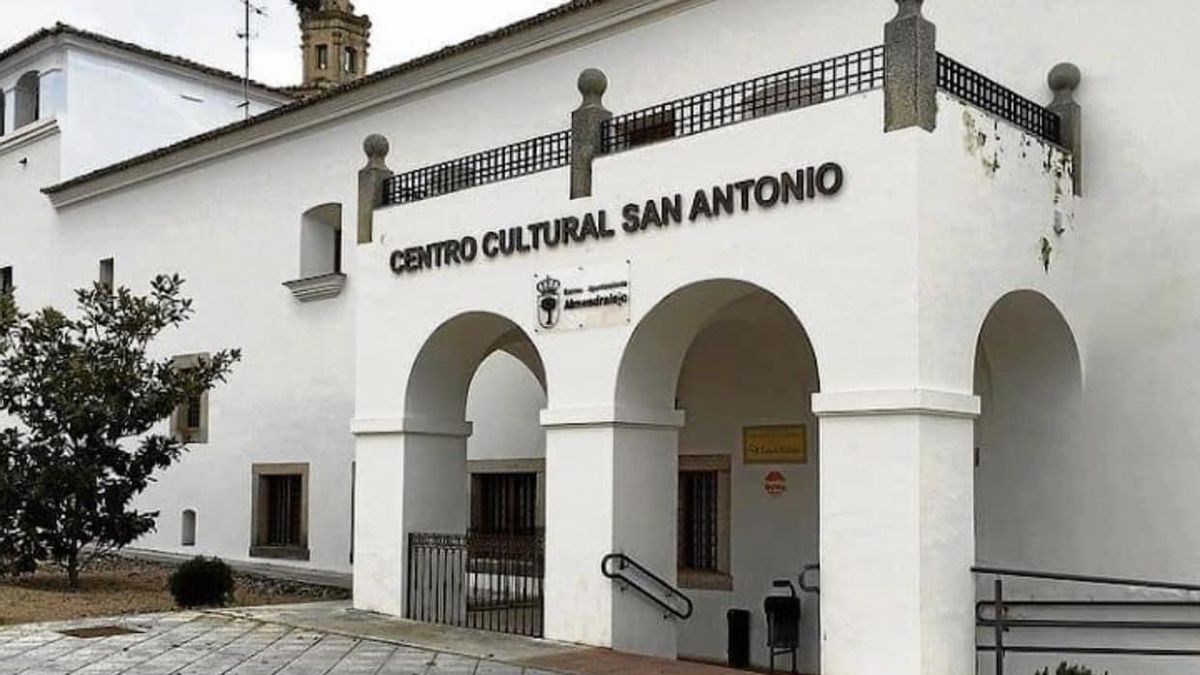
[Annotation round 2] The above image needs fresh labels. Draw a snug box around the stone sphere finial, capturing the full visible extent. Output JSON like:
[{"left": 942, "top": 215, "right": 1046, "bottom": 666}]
[
  {"left": 363, "top": 133, "right": 390, "bottom": 161},
  {"left": 895, "top": 0, "right": 925, "bottom": 19},
  {"left": 1048, "top": 62, "right": 1081, "bottom": 98},
  {"left": 578, "top": 68, "right": 608, "bottom": 104}
]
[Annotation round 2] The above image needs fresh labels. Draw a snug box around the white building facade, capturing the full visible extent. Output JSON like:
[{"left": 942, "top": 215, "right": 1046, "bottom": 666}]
[{"left": 6, "top": 1, "right": 1200, "bottom": 673}]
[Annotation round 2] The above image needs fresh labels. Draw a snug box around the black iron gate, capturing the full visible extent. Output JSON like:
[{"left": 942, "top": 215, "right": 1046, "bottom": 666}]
[{"left": 406, "top": 531, "right": 544, "bottom": 637}]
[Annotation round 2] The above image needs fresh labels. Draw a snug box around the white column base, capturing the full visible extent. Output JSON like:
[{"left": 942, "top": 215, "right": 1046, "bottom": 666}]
[
  {"left": 814, "top": 389, "right": 979, "bottom": 675},
  {"left": 542, "top": 408, "right": 682, "bottom": 658},
  {"left": 351, "top": 419, "right": 469, "bottom": 618}
]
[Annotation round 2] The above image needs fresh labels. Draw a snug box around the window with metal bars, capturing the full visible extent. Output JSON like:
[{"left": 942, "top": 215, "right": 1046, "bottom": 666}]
[
  {"left": 263, "top": 474, "right": 303, "bottom": 547},
  {"left": 679, "top": 470, "right": 720, "bottom": 572},
  {"left": 184, "top": 392, "right": 202, "bottom": 430},
  {"left": 171, "top": 354, "right": 209, "bottom": 444},
  {"left": 471, "top": 473, "right": 537, "bottom": 535},
  {"left": 0, "top": 267, "right": 12, "bottom": 296}
]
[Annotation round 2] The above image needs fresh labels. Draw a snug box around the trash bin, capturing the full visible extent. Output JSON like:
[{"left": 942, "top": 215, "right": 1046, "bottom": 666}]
[
  {"left": 764, "top": 580, "right": 801, "bottom": 674},
  {"left": 727, "top": 608, "right": 750, "bottom": 668}
]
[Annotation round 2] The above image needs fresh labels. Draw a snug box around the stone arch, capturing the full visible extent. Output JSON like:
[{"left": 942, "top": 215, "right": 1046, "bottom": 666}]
[
  {"left": 612, "top": 278, "right": 823, "bottom": 669},
  {"left": 404, "top": 311, "right": 546, "bottom": 426},
  {"left": 973, "top": 289, "right": 1083, "bottom": 566},
  {"left": 14, "top": 71, "right": 39, "bottom": 128},
  {"left": 616, "top": 279, "right": 820, "bottom": 413}
]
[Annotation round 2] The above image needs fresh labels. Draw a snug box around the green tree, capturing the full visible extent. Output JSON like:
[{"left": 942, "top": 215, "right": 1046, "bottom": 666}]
[
  {"left": 0, "top": 275, "right": 240, "bottom": 589},
  {"left": 1035, "top": 663, "right": 1107, "bottom": 675}
]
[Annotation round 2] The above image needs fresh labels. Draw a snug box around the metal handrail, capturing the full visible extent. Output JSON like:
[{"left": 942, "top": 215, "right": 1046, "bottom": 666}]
[
  {"left": 973, "top": 565, "right": 1200, "bottom": 592},
  {"left": 974, "top": 566, "right": 1200, "bottom": 674},
  {"left": 601, "top": 552, "right": 693, "bottom": 620}
]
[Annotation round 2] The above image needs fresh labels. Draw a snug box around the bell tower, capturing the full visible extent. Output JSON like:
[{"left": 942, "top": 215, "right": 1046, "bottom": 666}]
[{"left": 296, "top": 0, "right": 371, "bottom": 93}]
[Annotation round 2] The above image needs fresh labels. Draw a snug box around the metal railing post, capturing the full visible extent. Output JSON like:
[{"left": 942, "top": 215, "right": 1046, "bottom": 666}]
[
  {"left": 570, "top": 68, "right": 611, "bottom": 199},
  {"left": 994, "top": 578, "right": 1005, "bottom": 675}
]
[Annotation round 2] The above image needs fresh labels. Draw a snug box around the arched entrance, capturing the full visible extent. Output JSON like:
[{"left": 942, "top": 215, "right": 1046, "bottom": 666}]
[
  {"left": 614, "top": 280, "right": 821, "bottom": 669},
  {"left": 974, "top": 290, "right": 1082, "bottom": 567},
  {"left": 361, "top": 311, "right": 548, "bottom": 636}
]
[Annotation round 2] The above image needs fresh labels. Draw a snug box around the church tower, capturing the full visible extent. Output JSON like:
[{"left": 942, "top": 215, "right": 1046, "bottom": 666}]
[{"left": 295, "top": 0, "right": 371, "bottom": 94}]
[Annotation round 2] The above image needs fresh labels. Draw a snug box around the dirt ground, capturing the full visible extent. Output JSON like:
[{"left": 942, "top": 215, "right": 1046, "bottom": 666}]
[{"left": 0, "top": 555, "right": 349, "bottom": 626}]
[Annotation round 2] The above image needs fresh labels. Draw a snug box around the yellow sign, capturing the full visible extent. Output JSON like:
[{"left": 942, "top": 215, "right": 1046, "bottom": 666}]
[{"left": 743, "top": 425, "right": 808, "bottom": 465}]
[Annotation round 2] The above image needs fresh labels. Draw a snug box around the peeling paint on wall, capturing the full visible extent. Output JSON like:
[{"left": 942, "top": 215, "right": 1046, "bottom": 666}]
[{"left": 962, "top": 108, "right": 1003, "bottom": 176}]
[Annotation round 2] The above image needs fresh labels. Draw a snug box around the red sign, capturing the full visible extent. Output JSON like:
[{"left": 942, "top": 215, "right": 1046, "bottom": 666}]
[{"left": 764, "top": 470, "right": 787, "bottom": 496}]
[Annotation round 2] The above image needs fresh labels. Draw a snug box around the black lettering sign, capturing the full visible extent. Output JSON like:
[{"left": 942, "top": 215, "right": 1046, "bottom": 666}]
[{"left": 388, "top": 163, "right": 845, "bottom": 275}]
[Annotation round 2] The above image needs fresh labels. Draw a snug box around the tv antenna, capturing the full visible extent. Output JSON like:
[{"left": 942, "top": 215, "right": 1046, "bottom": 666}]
[{"left": 236, "top": 0, "right": 268, "bottom": 118}]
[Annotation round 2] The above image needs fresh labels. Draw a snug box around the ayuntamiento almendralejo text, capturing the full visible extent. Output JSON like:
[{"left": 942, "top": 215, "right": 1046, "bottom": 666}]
[{"left": 389, "top": 163, "right": 844, "bottom": 275}]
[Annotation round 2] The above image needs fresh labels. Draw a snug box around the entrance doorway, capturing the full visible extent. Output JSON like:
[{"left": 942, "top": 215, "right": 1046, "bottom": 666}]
[
  {"left": 399, "top": 314, "right": 549, "bottom": 638},
  {"left": 616, "top": 280, "right": 822, "bottom": 670}
]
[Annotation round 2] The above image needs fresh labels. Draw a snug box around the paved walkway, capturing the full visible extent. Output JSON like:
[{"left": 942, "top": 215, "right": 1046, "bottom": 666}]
[{"left": 0, "top": 603, "right": 751, "bottom": 675}]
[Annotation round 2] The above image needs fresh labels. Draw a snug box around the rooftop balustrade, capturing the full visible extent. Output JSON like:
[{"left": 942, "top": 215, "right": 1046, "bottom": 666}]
[{"left": 376, "top": 43, "right": 1067, "bottom": 209}]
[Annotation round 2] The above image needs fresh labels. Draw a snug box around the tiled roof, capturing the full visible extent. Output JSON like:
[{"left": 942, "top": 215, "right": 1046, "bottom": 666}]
[
  {"left": 1, "top": 22, "right": 292, "bottom": 99},
  {"left": 44, "top": 0, "right": 614, "bottom": 195}
]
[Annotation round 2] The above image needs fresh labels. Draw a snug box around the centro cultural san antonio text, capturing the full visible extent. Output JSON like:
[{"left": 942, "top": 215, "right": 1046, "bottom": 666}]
[{"left": 389, "top": 163, "right": 844, "bottom": 275}]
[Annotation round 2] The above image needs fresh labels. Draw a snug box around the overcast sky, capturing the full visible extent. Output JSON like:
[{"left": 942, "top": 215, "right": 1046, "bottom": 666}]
[{"left": 1, "top": 1, "right": 567, "bottom": 87}]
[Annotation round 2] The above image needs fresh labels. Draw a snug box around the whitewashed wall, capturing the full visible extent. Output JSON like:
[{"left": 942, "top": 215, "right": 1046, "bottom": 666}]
[
  {"left": 3, "top": 0, "right": 1200, "bottom": 671},
  {"left": 60, "top": 47, "right": 280, "bottom": 178}
]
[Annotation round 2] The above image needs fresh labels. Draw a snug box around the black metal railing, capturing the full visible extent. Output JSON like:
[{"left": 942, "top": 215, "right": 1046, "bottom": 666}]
[
  {"left": 381, "top": 46, "right": 884, "bottom": 207},
  {"left": 406, "top": 530, "right": 544, "bottom": 637},
  {"left": 383, "top": 130, "right": 571, "bottom": 206},
  {"left": 975, "top": 566, "right": 1200, "bottom": 675},
  {"left": 601, "top": 552, "right": 693, "bottom": 620},
  {"left": 937, "top": 53, "right": 1062, "bottom": 144},
  {"left": 601, "top": 45, "right": 884, "bottom": 155}
]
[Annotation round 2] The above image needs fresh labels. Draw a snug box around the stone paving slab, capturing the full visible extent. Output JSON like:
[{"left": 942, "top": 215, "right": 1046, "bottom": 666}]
[
  {"left": 0, "top": 612, "right": 560, "bottom": 674},
  {"left": 0, "top": 603, "right": 752, "bottom": 674}
]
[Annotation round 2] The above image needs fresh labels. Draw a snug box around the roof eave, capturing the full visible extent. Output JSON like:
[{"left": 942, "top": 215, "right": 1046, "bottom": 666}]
[{"left": 44, "top": 0, "right": 694, "bottom": 207}]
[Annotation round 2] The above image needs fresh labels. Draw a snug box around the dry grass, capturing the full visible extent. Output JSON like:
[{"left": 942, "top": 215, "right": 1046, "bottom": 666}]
[{"left": 0, "top": 556, "right": 348, "bottom": 626}]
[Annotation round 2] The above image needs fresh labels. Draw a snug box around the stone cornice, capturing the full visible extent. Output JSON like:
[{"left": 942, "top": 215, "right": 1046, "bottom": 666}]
[{"left": 812, "top": 389, "right": 981, "bottom": 419}]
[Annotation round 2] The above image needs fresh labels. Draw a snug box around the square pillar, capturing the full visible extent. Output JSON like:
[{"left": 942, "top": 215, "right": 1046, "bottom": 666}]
[
  {"left": 351, "top": 418, "right": 470, "bottom": 617},
  {"left": 813, "top": 389, "right": 979, "bottom": 675},
  {"left": 541, "top": 407, "right": 683, "bottom": 658}
]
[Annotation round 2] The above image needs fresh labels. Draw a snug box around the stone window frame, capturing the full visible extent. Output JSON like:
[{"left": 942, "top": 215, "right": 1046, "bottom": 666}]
[
  {"left": 466, "top": 459, "right": 546, "bottom": 532},
  {"left": 170, "top": 353, "right": 210, "bottom": 444},
  {"left": 181, "top": 509, "right": 197, "bottom": 547},
  {"left": 14, "top": 70, "right": 40, "bottom": 129},
  {"left": 98, "top": 257, "right": 114, "bottom": 294},
  {"left": 249, "top": 462, "right": 311, "bottom": 561},
  {"left": 678, "top": 454, "right": 733, "bottom": 592}
]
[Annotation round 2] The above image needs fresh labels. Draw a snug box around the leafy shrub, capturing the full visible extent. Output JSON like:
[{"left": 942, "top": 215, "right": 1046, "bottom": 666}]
[
  {"left": 168, "top": 556, "right": 234, "bottom": 608},
  {"left": 1035, "top": 663, "right": 1108, "bottom": 675}
]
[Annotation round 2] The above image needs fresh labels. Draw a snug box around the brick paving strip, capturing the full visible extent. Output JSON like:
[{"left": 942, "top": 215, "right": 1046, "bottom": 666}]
[{"left": 0, "top": 602, "right": 750, "bottom": 674}]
